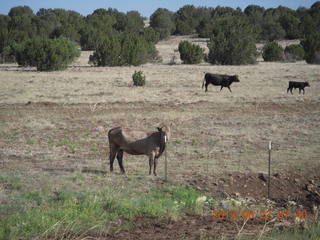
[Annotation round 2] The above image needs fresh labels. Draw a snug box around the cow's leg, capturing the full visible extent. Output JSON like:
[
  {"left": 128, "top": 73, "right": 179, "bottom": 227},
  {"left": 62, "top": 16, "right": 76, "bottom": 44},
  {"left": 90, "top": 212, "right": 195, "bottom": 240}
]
[
  {"left": 287, "top": 87, "right": 290, "bottom": 93},
  {"left": 302, "top": 88, "right": 305, "bottom": 94},
  {"left": 153, "top": 157, "right": 158, "bottom": 176},
  {"left": 299, "top": 88, "right": 301, "bottom": 94},
  {"left": 116, "top": 150, "right": 125, "bottom": 174},
  {"left": 109, "top": 143, "right": 119, "bottom": 172},
  {"left": 205, "top": 82, "right": 209, "bottom": 92},
  {"left": 227, "top": 86, "right": 232, "bottom": 93},
  {"left": 148, "top": 153, "right": 155, "bottom": 175},
  {"left": 290, "top": 88, "right": 293, "bottom": 94},
  {"left": 220, "top": 86, "right": 224, "bottom": 91}
]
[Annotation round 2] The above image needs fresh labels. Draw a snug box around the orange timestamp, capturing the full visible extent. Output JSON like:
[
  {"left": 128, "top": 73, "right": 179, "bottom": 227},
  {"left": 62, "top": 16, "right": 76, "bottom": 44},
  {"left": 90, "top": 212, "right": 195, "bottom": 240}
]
[{"left": 211, "top": 209, "right": 308, "bottom": 220}]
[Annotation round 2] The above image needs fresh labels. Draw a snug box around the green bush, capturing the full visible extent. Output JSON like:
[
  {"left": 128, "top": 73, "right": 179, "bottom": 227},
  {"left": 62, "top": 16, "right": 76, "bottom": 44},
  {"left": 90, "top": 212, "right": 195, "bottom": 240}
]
[
  {"left": 132, "top": 70, "right": 146, "bottom": 86},
  {"left": 279, "top": 13, "right": 301, "bottom": 39},
  {"left": 284, "top": 44, "right": 305, "bottom": 61},
  {"left": 140, "top": 27, "right": 160, "bottom": 44},
  {"left": 301, "top": 32, "right": 320, "bottom": 64},
  {"left": 262, "top": 41, "right": 284, "bottom": 61},
  {"left": 174, "top": 5, "right": 208, "bottom": 35},
  {"left": 90, "top": 33, "right": 157, "bottom": 66},
  {"left": 178, "top": 40, "right": 204, "bottom": 64},
  {"left": 121, "top": 34, "right": 155, "bottom": 66},
  {"left": 261, "top": 19, "right": 286, "bottom": 41},
  {"left": 12, "top": 36, "right": 80, "bottom": 71},
  {"left": 150, "top": 8, "right": 175, "bottom": 40},
  {"left": 207, "top": 17, "right": 257, "bottom": 65},
  {"left": 89, "top": 34, "right": 122, "bottom": 66}
]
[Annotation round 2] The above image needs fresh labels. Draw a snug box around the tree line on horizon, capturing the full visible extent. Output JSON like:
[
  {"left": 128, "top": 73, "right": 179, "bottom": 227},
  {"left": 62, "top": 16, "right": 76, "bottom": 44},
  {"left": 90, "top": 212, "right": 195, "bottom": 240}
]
[{"left": 0, "top": 2, "right": 319, "bottom": 70}]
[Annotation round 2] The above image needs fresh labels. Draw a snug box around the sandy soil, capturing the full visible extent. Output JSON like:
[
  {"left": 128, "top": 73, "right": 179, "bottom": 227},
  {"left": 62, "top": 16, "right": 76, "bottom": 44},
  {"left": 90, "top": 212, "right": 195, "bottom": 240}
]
[{"left": 0, "top": 37, "right": 318, "bottom": 106}]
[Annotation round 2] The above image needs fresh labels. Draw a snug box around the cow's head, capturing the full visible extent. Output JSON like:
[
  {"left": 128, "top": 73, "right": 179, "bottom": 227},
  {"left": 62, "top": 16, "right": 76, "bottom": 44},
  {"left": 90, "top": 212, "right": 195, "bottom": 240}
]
[
  {"left": 157, "top": 124, "right": 171, "bottom": 142},
  {"left": 231, "top": 75, "right": 240, "bottom": 82},
  {"left": 305, "top": 81, "right": 310, "bottom": 87}
]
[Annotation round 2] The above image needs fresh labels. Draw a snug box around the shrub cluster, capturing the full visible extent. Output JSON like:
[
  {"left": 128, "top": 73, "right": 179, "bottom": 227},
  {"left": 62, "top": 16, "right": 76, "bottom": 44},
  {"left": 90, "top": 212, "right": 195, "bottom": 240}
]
[
  {"left": 262, "top": 41, "right": 284, "bottom": 62},
  {"left": 12, "top": 37, "right": 80, "bottom": 71},
  {"left": 262, "top": 41, "right": 314, "bottom": 63},
  {"left": 150, "top": 8, "right": 175, "bottom": 40},
  {"left": 89, "top": 34, "right": 157, "bottom": 66},
  {"left": 284, "top": 44, "right": 305, "bottom": 61},
  {"left": 132, "top": 70, "right": 146, "bottom": 86},
  {"left": 178, "top": 41, "right": 204, "bottom": 64},
  {"left": 1, "top": 4, "right": 320, "bottom": 68},
  {"left": 207, "top": 17, "right": 257, "bottom": 65},
  {"left": 301, "top": 32, "right": 320, "bottom": 64}
]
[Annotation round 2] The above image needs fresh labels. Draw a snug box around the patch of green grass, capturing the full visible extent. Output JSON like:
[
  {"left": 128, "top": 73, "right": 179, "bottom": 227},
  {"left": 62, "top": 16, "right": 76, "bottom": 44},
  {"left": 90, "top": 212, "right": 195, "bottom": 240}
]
[
  {"left": 56, "top": 138, "right": 70, "bottom": 147},
  {"left": 266, "top": 223, "right": 320, "bottom": 240},
  {"left": 20, "top": 191, "right": 46, "bottom": 206},
  {"left": 90, "top": 142, "right": 99, "bottom": 152},
  {"left": 26, "top": 138, "right": 37, "bottom": 145},
  {"left": 79, "top": 131, "right": 90, "bottom": 138},
  {"left": 0, "top": 184, "right": 210, "bottom": 239},
  {"left": 0, "top": 174, "right": 23, "bottom": 191},
  {"left": 240, "top": 222, "right": 320, "bottom": 240},
  {"left": 0, "top": 130, "right": 6, "bottom": 137},
  {"left": 47, "top": 138, "right": 54, "bottom": 148}
]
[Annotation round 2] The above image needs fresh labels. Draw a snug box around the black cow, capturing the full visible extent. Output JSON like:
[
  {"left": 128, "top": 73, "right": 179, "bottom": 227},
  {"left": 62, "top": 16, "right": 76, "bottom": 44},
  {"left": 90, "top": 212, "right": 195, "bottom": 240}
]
[
  {"left": 202, "top": 73, "right": 240, "bottom": 92},
  {"left": 287, "top": 81, "right": 310, "bottom": 94}
]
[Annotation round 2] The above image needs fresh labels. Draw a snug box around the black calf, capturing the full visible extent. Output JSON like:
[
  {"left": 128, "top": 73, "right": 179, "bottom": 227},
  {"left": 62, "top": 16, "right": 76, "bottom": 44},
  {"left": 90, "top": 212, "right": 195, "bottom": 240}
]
[{"left": 287, "top": 81, "right": 310, "bottom": 94}]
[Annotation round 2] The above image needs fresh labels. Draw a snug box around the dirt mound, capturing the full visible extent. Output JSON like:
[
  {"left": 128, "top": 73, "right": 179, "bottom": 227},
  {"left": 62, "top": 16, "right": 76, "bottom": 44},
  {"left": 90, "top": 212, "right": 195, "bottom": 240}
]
[
  {"left": 106, "top": 169, "right": 320, "bottom": 240},
  {"left": 186, "top": 168, "right": 320, "bottom": 210}
]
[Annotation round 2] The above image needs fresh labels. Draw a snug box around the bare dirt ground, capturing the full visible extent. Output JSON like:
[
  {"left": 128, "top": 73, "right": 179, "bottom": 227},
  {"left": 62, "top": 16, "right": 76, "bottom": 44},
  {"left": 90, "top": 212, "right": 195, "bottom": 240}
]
[{"left": 0, "top": 36, "right": 320, "bottom": 239}]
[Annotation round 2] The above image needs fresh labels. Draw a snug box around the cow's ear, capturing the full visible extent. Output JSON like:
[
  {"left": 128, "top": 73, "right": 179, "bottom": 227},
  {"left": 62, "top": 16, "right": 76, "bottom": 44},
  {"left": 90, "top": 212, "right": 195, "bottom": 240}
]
[{"left": 157, "top": 127, "right": 162, "bottom": 132}]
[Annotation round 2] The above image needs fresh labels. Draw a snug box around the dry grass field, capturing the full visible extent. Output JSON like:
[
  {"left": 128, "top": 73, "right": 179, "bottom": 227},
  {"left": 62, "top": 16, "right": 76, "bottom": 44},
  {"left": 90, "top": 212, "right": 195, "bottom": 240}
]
[{"left": 0, "top": 35, "right": 319, "bottom": 239}]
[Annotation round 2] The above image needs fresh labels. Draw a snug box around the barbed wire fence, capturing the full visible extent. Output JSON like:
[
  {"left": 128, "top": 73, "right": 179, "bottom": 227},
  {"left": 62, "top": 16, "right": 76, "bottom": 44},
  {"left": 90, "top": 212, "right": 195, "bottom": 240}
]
[{"left": 164, "top": 136, "right": 320, "bottom": 181}]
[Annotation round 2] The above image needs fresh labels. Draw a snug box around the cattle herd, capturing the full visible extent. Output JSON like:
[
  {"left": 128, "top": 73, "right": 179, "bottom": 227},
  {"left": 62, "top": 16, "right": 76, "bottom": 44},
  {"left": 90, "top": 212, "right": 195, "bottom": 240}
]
[
  {"left": 108, "top": 72, "right": 311, "bottom": 175},
  {"left": 202, "top": 72, "right": 310, "bottom": 94}
]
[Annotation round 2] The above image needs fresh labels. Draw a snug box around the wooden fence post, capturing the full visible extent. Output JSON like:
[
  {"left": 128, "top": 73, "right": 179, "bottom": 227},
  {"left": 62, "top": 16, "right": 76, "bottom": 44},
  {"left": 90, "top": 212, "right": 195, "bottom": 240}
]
[
  {"left": 164, "top": 136, "right": 168, "bottom": 182},
  {"left": 268, "top": 141, "right": 272, "bottom": 199}
]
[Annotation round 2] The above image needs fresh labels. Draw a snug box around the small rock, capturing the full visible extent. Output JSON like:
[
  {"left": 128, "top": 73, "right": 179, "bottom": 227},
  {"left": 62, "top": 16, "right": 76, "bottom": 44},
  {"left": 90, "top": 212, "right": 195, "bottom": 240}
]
[
  {"left": 229, "top": 176, "right": 234, "bottom": 184},
  {"left": 219, "top": 178, "right": 226, "bottom": 183},
  {"left": 258, "top": 173, "right": 267, "bottom": 182},
  {"left": 246, "top": 196, "right": 255, "bottom": 202},
  {"left": 235, "top": 192, "right": 240, "bottom": 197},
  {"left": 96, "top": 126, "right": 105, "bottom": 133},
  {"left": 213, "top": 190, "right": 229, "bottom": 198},
  {"left": 294, "top": 178, "right": 300, "bottom": 184},
  {"left": 274, "top": 221, "right": 291, "bottom": 230},
  {"left": 273, "top": 173, "right": 280, "bottom": 178},
  {"left": 306, "top": 184, "right": 315, "bottom": 192},
  {"left": 309, "top": 179, "right": 315, "bottom": 185}
]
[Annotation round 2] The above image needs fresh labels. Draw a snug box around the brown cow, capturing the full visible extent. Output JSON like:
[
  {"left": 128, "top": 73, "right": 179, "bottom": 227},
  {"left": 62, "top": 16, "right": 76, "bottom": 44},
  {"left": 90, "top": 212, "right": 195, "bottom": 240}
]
[{"left": 108, "top": 125, "right": 171, "bottom": 176}]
